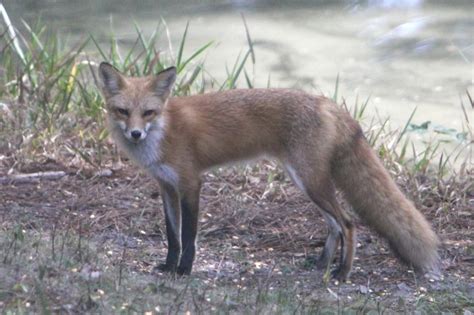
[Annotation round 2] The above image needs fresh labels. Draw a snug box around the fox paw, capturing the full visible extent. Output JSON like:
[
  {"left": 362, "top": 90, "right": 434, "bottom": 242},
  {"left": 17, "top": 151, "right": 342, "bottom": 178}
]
[
  {"left": 177, "top": 265, "right": 192, "bottom": 276},
  {"left": 154, "top": 263, "right": 177, "bottom": 273},
  {"left": 330, "top": 268, "right": 349, "bottom": 282}
]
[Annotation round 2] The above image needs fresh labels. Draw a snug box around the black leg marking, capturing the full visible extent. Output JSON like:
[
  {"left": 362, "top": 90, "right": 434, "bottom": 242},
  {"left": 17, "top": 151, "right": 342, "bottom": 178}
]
[
  {"left": 316, "top": 213, "right": 341, "bottom": 269},
  {"left": 155, "top": 182, "right": 181, "bottom": 273},
  {"left": 177, "top": 197, "right": 199, "bottom": 275}
]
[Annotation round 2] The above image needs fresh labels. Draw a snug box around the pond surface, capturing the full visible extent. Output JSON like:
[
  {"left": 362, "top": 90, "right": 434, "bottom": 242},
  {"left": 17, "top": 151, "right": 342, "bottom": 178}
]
[{"left": 5, "top": 0, "right": 473, "bottom": 141}]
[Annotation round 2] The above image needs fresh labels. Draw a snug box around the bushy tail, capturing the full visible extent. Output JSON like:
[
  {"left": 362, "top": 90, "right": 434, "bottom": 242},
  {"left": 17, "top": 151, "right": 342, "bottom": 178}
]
[{"left": 332, "top": 137, "right": 440, "bottom": 273}]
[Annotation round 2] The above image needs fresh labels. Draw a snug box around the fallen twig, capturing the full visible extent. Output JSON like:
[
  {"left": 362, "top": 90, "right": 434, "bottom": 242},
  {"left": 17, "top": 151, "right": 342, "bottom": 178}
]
[{"left": 0, "top": 171, "right": 67, "bottom": 184}]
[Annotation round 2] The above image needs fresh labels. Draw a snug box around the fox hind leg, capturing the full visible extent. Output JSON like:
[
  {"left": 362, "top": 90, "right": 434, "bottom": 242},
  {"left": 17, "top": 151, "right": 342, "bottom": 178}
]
[
  {"left": 317, "top": 212, "right": 341, "bottom": 269},
  {"left": 285, "top": 164, "right": 339, "bottom": 267},
  {"left": 284, "top": 162, "right": 356, "bottom": 281},
  {"left": 328, "top": 207, "right": 356, "bottom": 281},
  {"left": 308, "top": 188, "right": 356, "bottom": 281},
  {"left": 310, "top": 191, "right": 356, "bottom": 281}
]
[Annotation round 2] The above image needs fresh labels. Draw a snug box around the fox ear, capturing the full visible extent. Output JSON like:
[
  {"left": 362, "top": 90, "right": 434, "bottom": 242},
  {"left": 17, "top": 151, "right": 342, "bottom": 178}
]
[
  {"left": 150, "top": 67, "right": 176, "bottom": 99},
  {"left": 99, "top": 62, "right": 126, "bottom": 96}
]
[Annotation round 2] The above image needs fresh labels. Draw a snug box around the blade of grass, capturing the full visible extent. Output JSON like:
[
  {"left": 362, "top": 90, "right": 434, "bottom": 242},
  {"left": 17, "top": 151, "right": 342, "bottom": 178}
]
[
  {"left": 357, "top": 96, "right": 371, "bottom": 120},
  {"left": 177, "top": 64, "right": 203, "bottom": 95},
  {"left": 133, "top": 21, "right": 154, "bottom": 73},
  {"left": 177, "top": 40, "right": 213, "bottom": 74},
  {"left": 226, "top": 49, "right": 251, "bottom": 90},
  {"left": 0, "top": 4, "right": 26, "bottom": 64},
  {"left": 244, "top": 69, "right": 253, "bottom": 89},
  {"left": 123, "top": 36, "right": 141, "bottom": 68},
  {"left": 160, "top": 16, "right": 174, "bottom": 60},
  {"left": 21, "top": 19, "right": 46, "bottom": 57},
  {"left": 241, "top": 13, "right": 255, "bottom": 65},
  {"left": 393, "top": 106, "right": 417, "bottom": 151},
  {"left": 332, "top": 73, "right": 340, "bottom": 102},
  {"left": 89, "top": 35, "right": 108, "bottom": 61},
  {"left": 176, "top": 22, "right": 190, "bottom": 69}
]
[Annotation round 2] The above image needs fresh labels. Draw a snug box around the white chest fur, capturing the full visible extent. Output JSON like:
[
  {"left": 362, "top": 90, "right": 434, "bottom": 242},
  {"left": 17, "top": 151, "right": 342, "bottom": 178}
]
[{"left": 111, "top": 121, "right": 179, "bottom": 188}]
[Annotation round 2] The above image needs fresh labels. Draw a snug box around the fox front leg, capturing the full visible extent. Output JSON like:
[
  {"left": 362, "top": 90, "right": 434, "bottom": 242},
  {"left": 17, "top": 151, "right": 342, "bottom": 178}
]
[
  {"left": 156, "top": 181, "right": 182, "bottom": 273},
  {"left": 177, "top": 179, "right": 201, "bottom": 275}
]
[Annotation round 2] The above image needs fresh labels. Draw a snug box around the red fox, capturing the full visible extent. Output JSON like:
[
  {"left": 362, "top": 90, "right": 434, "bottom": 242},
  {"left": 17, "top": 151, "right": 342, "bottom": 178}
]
[{"left": 98, "top": 62, "right": 440, "bottom": 280}]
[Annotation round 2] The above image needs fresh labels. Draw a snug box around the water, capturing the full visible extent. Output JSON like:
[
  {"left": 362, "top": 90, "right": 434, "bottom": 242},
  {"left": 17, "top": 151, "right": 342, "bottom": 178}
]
[{"left": 5, "top": 1, "right": 473, "bottom": 149}]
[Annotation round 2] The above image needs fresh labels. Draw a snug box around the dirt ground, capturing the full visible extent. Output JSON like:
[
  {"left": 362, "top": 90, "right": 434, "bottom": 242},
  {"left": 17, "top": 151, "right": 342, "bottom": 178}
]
[{"left": 1, "top": 158, "right": 473, "bottom": 312}]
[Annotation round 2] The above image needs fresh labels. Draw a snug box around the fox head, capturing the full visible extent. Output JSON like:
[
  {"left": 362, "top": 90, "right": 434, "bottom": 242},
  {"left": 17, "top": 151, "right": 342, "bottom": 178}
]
[{"left": 98, "top": 62, "right": 176, "bottom": 143}]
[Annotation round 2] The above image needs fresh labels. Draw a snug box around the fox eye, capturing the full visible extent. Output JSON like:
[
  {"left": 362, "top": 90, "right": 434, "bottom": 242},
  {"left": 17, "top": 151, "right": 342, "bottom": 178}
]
[
  {"left": 143, "top": 110, "right": 155, "bottom": 117},
  {"left": 116, "top": 108, "right": 129, "bottom": 116}
]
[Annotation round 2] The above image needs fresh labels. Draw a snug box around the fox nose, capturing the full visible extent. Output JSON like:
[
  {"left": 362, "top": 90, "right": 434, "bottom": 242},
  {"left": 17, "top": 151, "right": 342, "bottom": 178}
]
[{"left": 131, "top": 130, "right": 142, "bottom": 139}]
